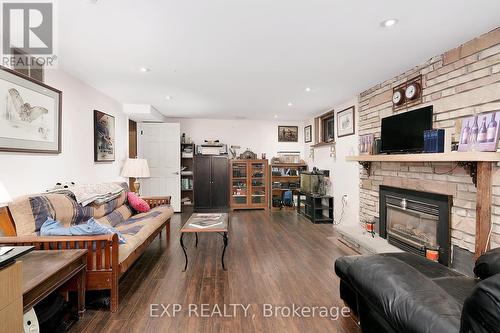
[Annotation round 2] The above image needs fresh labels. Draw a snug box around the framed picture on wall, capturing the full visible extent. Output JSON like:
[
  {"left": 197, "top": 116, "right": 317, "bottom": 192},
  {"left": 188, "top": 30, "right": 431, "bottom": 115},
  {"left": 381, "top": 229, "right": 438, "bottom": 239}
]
[
  {"left": 278, "top": 126, "right": 298, "bottom": 142},
  {"left": 458, "top": 111, "right": 500, "bottom": 152},
  {"left": 94, "top": 110, "right": 115, "bottom": 162},
  {"left": 337, "top": 106, "right": 355, "bottom": 138},
  {"left": 304, "top": 125, "right": 312, "bottom": 143},
  {"left": 0, "top": 66, "right": 62, "bottom": 153}
]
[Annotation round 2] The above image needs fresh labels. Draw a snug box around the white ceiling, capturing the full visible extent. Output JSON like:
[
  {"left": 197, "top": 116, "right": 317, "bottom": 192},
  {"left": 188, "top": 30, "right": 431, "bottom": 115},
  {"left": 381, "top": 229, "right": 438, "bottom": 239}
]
[{"left": 58, "top": 0, "right": 500, "bottom": 120}]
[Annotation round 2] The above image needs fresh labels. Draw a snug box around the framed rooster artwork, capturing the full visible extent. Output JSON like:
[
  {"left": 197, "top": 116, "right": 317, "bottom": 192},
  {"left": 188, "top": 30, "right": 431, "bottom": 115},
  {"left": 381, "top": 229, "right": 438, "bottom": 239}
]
[{"left": 0, "top": 66, "right": 62, "bottom": 153}]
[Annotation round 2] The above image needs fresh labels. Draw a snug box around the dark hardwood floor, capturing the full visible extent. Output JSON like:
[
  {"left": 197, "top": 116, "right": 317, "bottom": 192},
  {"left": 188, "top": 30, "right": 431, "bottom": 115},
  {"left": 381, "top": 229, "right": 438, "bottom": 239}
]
[{"left": 70, "top": 210, "right": 360, "bottom": 333}]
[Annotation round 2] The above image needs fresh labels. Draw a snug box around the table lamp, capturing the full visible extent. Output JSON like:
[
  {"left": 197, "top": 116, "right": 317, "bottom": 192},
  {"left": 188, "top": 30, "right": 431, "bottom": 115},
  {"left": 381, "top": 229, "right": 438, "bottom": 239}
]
[
  {"left": 120, "top": 158, "right": 150, "bottom": 194},
  {"left": 0, "top": 182, "right": 13, "bottom": 235},
  {"left": 0, "top": 182, "right": 12, "bottom": 208}
]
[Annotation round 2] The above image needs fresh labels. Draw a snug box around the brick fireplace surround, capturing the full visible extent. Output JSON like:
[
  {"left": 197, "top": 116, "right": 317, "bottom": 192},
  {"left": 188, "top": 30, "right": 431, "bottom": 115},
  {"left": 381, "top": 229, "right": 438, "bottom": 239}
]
[{"left": 357, "top": 27, "right": 500, "bottom": 268}]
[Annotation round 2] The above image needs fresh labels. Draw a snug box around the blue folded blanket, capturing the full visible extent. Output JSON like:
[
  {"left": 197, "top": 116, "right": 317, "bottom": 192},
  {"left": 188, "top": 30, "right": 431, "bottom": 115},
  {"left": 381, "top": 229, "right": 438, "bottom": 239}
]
[{"left": 40, "top": 217, "right": 126, "bottom": 244}]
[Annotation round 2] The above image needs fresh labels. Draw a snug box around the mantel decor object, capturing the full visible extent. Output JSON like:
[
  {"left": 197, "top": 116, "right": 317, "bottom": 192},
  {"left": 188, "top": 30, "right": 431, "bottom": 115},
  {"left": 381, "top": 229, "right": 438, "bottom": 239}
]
[
  {"left": 458, "top": 111, "right": 500, "bottom": 152},
  {"left": 359, "top": 134, "right": 374, "bottom": 155}
]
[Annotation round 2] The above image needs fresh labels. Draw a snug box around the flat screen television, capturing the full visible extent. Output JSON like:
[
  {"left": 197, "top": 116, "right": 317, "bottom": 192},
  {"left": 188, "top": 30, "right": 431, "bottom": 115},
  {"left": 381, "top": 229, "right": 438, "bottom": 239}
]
[{"left": 381, "top": 106, "right": 433, "bottom": 153}]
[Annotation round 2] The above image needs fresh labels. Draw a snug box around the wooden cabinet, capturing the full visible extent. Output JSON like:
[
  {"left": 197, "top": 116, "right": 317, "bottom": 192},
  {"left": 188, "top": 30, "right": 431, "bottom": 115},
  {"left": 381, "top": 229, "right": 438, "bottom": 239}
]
[
  {"left": 230, "top": 159, "right": 269, "bottom": 210},
  {"left": 194, "top": 156, "right": 229, "bottom": 211}
]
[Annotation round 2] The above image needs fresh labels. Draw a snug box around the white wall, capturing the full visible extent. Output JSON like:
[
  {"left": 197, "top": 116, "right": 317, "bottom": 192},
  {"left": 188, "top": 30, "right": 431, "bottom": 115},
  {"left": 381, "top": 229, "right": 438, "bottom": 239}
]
[
  {"left": 305, "top": 98, "right": 360, "bottom": 227},
  {"left": 0, "top": 69, "right": 128, "bottom": 198},
  {"left": 168, "top": 118, "right": 306, "bottom": 159}
]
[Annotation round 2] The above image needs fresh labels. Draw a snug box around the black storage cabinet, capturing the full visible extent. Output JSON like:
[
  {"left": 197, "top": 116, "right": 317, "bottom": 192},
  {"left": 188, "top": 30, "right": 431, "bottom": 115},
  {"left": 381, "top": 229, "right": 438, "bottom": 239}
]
[{"left": 194, "top": 155, "right": 229, "bottom": 212}]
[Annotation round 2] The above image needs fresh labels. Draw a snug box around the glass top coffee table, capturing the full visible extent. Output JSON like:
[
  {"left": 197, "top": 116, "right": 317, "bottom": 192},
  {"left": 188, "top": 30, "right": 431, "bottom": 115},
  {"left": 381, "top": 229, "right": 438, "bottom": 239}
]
[{"left": 180, "top": 213, "right": 229, "bottom": 271}]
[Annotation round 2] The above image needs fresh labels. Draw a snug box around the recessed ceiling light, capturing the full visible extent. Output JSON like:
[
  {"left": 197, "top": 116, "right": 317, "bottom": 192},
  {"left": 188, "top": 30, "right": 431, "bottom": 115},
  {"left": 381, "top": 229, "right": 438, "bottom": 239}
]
[
  {"left": 274, "top": 115, "right": 278, "bottom": 119},
  {"left": 380, "top": 18, "right": 398, "bottom": 28},
  {"left": 165, "top": 95, "right": 172, "bottom": 100},
  {"left": 140, "top": 67, "right": 151, "bottom": 72},
  {"left": 287, "top": 102, "right": 293, "bottom": 107},
  {"left": 305, "top": 87, "right": 311, "bottom": 92}
]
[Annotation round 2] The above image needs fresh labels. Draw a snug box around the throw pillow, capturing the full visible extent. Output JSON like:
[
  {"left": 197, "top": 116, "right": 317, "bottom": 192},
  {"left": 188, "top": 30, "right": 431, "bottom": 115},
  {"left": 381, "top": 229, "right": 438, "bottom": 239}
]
[
  {"left": 474, "top": 247, "right": 500, "bottom": 279},
  {"left": 127, "top": 192, "right": 150, "bottom": 213}
]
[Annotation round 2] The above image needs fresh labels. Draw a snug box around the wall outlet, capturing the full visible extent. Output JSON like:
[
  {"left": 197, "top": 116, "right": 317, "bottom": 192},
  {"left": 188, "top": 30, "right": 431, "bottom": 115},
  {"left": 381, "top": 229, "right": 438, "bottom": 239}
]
[{"left": 342, "top": 194, "right": 348, "bottom": 204}]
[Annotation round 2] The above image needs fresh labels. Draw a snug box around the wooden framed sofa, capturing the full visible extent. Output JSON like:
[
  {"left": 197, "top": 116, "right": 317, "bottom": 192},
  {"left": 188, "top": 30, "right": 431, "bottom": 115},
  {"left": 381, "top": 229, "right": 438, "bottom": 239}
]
[{"left": 0, "top": 186, "right": 173, "bottom": 312}]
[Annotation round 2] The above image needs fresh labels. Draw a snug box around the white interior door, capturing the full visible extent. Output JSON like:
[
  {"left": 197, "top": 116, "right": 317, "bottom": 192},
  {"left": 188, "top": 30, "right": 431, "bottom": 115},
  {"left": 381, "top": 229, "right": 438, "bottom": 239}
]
[{"left": 137, "top": 123, "right": 181, "bottom": 212}]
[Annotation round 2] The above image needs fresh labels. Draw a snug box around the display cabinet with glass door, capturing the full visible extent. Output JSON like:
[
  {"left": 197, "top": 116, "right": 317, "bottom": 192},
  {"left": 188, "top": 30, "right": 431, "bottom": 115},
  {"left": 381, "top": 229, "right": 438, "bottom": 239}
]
[{"left": 230, "top": 159, "right": 268, "bottom": 210}]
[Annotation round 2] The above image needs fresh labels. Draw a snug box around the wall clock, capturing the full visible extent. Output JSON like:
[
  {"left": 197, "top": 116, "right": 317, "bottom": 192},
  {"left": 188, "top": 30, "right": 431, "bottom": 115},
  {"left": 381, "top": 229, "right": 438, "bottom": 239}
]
[
  {"left": 392, "top": 89, "right": 405, "bottom": 106},
  {"left": 392, "top": 75, "right": 423, "bottom": 111},
  {"left": 405, "top": 82, "right": 420, "bottom": 101}
]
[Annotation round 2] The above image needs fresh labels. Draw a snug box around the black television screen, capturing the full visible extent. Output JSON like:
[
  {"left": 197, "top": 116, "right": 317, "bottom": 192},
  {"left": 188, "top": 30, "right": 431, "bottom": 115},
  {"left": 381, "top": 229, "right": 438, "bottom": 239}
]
[{"left": 381, "top": 106, "right": 433, "bottom": 153}]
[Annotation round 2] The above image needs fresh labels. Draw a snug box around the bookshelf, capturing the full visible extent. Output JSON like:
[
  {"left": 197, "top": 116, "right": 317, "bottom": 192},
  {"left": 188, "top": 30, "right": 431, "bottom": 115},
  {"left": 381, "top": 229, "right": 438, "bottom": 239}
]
[
  {"left": 181, "top": 143, "right": 195, "bottom": 208},
  {"left": 269, "top": 163, "right": 308, "bottom": 211}
]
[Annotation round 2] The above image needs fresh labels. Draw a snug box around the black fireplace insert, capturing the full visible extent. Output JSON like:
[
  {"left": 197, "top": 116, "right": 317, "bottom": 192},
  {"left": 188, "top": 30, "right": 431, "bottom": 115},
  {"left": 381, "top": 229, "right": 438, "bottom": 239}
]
[{"left": 379, "top": 185, "right": 452, "bottom": 266}]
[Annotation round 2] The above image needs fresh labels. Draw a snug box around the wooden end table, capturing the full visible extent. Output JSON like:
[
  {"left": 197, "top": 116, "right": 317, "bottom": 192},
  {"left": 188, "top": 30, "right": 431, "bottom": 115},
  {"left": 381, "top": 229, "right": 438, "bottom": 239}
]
[
  {"left": 21, "top": 249, "right": 87, "bottom": 318},
  {"left": 180, "top": 213, "right": 229, "bottom": 271}
]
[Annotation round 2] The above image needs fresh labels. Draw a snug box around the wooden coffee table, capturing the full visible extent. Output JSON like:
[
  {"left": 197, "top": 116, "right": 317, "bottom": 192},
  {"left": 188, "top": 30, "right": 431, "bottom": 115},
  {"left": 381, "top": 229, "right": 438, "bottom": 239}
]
[
  {"left": 21, "top": 249, "right": 87, "bottom": 318},
  {"left": 180, "top": 213, "right": 229, "bottom": 271}
]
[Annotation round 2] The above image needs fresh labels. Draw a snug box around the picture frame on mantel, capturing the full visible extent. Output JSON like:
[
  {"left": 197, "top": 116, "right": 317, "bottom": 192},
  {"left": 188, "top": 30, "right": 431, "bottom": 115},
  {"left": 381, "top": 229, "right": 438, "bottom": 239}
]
[
  {"left": 458, "top": 111, "right": 500, "bottom": 152},
  {"left": 304, "top": 125, "right": 312, "bottom": 143},
  {"left": 337, "top": 106, "right": 355, "bottom": 138},
  {"left": 0, "top": 66, "right": 62, "bottom": 153},
  {"left": 94, "top": 110, "right": 116, "bottom": 162}
]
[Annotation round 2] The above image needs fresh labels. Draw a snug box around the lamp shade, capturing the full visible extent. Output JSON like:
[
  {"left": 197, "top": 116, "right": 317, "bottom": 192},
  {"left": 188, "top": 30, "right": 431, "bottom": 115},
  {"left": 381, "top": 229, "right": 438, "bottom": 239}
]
[
  {"left": 0, "top": 182, "right": 12, "bottom": 207},
  {"left": 120, "top": 158, "right": 150, "bottom": 178}
]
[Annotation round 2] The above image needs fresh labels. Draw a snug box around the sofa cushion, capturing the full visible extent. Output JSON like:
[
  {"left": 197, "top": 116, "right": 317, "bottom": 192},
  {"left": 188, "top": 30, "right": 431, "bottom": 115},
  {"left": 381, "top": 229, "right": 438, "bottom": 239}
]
[
  {"left": 127, "top": 192, "right": 150, "bottom": 213},
  {"left": 379, "top": 252, "right": 463, "bottom": 279},
  {"left": 8, "top": 184, "right": 130, "bottom": 236},
  {"left": 90, "top": 189, "right": 128, "bottom": 219},
  {"left": 9, "top": 193, "right": 93, "bottom": 235},
  {"left": 336, "top": 255, "right": 463, "bottom": 333},
  {"left": 473, "top": 247, "right": 500, "bottom": 280},
  {"left": 96, "top": 204, "right": 133, "bottom": 227},
  {"left": 433, "top": 276, "right": 478, "bottom": 305},
  {"left": 114, "top": 205, "right": 174, "bottom": 264},
  {"left": 460, "top": 274, "right": 500, "bottom": 333}
]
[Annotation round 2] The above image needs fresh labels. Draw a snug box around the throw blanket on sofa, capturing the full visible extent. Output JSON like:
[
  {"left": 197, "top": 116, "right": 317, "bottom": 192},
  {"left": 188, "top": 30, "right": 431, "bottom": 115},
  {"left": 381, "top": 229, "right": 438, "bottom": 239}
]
[
  {"left": 40, "top": 217, "right": 126, "bottom": 244},
  {"left": 47, "top": 183, "right": 126, "bottom": 206}
]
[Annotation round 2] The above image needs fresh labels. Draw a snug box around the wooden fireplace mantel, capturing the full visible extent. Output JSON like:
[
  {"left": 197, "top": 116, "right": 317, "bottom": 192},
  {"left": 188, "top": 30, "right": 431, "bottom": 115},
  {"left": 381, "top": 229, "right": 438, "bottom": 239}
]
[
  {"left": 346, "top": 151, "right": 500, "bottom": 163},
  {"left": 346, "top": 152, "right": 499, "bottom": 259}
]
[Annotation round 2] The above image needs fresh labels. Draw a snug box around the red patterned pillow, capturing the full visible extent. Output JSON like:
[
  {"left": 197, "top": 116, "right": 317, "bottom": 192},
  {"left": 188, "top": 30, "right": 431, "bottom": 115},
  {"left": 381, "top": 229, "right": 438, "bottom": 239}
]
[{"left": 127, "top": 192, "right": 150, "bottom": 213}]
